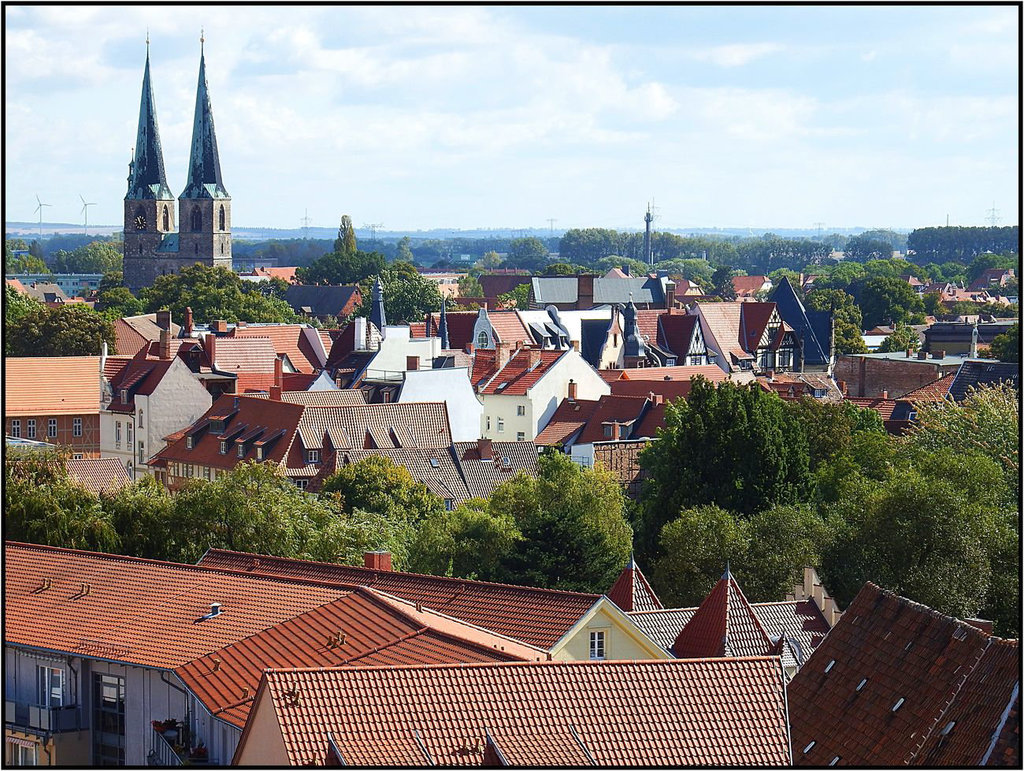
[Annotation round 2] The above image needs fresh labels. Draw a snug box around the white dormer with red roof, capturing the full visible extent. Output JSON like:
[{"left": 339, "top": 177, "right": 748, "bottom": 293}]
[{"left": 472, "top": 344, "right": 609, "bottom": 441}]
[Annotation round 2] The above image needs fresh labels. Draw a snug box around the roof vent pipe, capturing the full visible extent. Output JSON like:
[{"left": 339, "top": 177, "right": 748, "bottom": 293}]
[{"left": 209, "top": 602, "right": 223, "bottom": 617}]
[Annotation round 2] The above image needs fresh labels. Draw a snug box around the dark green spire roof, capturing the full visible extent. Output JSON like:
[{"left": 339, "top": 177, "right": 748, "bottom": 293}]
[
  {"left": 181, "top": 43, "right": 229, "bottom": 199},
  {"left": 126, "top": 45, "right": 173, "bottom": 201}
]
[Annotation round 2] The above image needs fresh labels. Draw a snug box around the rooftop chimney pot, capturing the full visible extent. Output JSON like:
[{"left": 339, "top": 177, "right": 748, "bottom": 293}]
[{"left": 363, "top": 551, "right": 392, "bottom": 571}]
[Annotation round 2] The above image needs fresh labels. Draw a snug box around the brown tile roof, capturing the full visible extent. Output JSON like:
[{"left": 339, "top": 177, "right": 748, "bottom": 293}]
[
  {"left": 844, "top": 396, "right": 898, "bottom": 422},
  {"left": 697, "top": 303, "right": 751, "bottom": 365},
  {"left": 606, "top": 558, "right": 663, "bottom": 612},
  {"left": 422, "top": 310, "right": 478, "bottom": 350},
  {"left": 740, "top": 302, "right": 777, "bottom": 352},
  {"left": 479, "top": 274, "right": 532, "bottom": 302},
  {"left": 4, "top": 356, "right": 104, "bottom": 416},
  {"left": 471, "top": 348, "right": 567, "bottom": 395},
  {"left": 485, "top": 310, "right": 532, "bottom": 345},
  {"left": 275, "top": 389, "right": 367, "bottom": 406},
  {"left": 175, "top": 587, "right": 545, "bottom": 728},
  {"left": 452, "top": 440, "right": 539, "bottom": 499},
  {"left": 251, "top": 266, "right": 298, "bottom": 283},
  {"left": 657, "top": 312, "right": 698, "bottom": 356},
  {"left": 598, "top": 368, "right": 625, "bottom": 383},
  {"left": 609, "top": 379, "right": 694, "bottom": 401},
  {"left": 535, "top": 398, "right": 600, "bottom": 446},
  {"left": 733, "top": 275, "right": 769, "bottom": 297},
  {"left": 788, "top": 582, "right": 1020, "bottom": 767},
  {"left": 577, "top": 395, "right": 650, "bottom": 444},
  {"left": 65, "top": 457, "right": 132, "bottom": 494},
  {"left": 210, "top": 336, "right": 278, "bottom": 373},
  {"left": 672, "top": 569, "right": 776, "bottom": 659},
  {"left": 253, "top": 657, "right": 792, "bottom": 766},
  {"left": 902, "top": 372, "right": 955, "bottom": 401},
  {"left": 113, "top": 314, "right": 182, "bottom": 357},
  {"left": 628, "top": 608, "right": 697, "bottom": 651},
  {"left": 197, "top": 549, "right": 600, "bottom": 650},
  {"left": 229, "top": 325, "right": 329, "bottom": 373},
  {"left": 3, "top": 542, "right": 347, "bottom": 670},
  {"left": 618, "top": 364, "right": 729, "bottom": 383}
]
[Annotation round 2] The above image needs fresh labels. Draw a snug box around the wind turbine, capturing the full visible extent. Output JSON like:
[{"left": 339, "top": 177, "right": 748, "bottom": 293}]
[
  {"left": 34, "top": 194, "right": 51, "bottom": 237},
  {"left": 80, "top": 195, "right": 97, "bottom": 235}
]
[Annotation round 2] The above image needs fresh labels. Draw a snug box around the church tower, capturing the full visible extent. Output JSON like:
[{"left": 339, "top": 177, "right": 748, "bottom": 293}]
[
  {"left": 178, "top": 37, "right": 232, "bottom": 270},
  {"left": 123, "top": 40, "right": 176, "bottom": 292}
]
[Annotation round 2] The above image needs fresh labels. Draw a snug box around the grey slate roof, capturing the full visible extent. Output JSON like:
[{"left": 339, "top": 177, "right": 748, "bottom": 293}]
[
  {"left": 284, "top": 285, "right": 361, "bottom": 318},
  {"left": 339, "top": 447, "right": 467, "bottom": 503},
  {"left": 770, "top": 278, "right": 829, "bottom": 366},
  {"left": 947, "top": 360, "right": 1020, "bottom": 401},
  {"left": 181, "top": 48, "right": 228, "bottom": 199},
  {"left": 453, "top": 441, "right": 540, "bottom": 500},
  {"left": 126, "top": 49, "right": 173, "bottom": 201},
  {"left": 593, "top": 277, "right": 664, "bottom": 306},
  {"left": 531, "top": 277, "right": 578, "bottom": 304},
  {"left": 580, "top": 317, "right": 612, "bottom": 367}
]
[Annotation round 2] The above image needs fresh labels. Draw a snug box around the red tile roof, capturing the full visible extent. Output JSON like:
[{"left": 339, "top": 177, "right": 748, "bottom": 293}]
[
  {"left": 902, "top": 372, "right": 955, "bottom": 401},
  {"left": 609, "top": 379, "right": 693, "bottom": 401},
  {"left": 422, "top": 310, "right": 478, "bottom": 350},
  {"left": 598, "top": 368, "right": 625, "bottom": 383},
  {"left": 672, "top": 570, "right": 776, "bottom": 658},
  {"left": 619, "top": 364, "right": 729, "bottom": 383},
  {"left": 252, "top": 657, "right": 792, "bottom": 766},
  {"left": 175, "top": 587, "right": 545, "bottom": 728},
  {"left": 197, "top": 549, "right": 600, "bottom": 650},
  {"left": 485, "top": 310, "right": 532, "bottom": 345},
  {"left": 844, "top": 396, "right": 898, "bottom": 422},
  {"left": 534, "top": 398, "right": 600, "bottom": 446},
  {"left": 66, "top": 457, "right": 133, "bottom": 494},
  {"left": 471, "top": 348, "right": 567, "bottom": 395},
  {"left": 606, "top": 558, "right": 663, "bottom": 612},
  {"left": 740, "top": 302, "right": 777, "bottom": 352},
  {"left": 788, "top": 582, "right": 1020, "bottom": 767},
  {"left": 3, "top": 542, "right": 347, "bottom": 669},
  {"left": 577, "top": 394, "right": 649, "bottom": 444},
  {"left": 229, "top": 325, "right": 329, "bottom": 373},
  {"left": 210, "top": 336, "right": 278, "bottom": 373},
  {"left": 5, "top": 356, "right": 105, "bottom": 416},
  {"left": 733, "top": 275, "right": 769, "bottom": 297},
  {"left": 657, "top": 312, "right": 698, "bottom": 355}
]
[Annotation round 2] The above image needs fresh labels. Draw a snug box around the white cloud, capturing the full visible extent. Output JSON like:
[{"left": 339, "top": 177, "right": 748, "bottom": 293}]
[{"left": 688, "top": 42, "right": 786, "bottom": 68}]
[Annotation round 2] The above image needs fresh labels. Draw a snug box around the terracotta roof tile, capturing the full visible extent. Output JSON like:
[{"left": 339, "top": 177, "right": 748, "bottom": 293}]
[
  {"left": 535, "top": 398, "right": 600, "bottom": 446},
  {"left": 197, "top": 549, "right": 599, "bottom": 650},
  {"left": 902, "top": 372, "right": 956, "bottom": 402},
  {"left": 4, "top": 542, "right": 346, "bottom": 669},
  {"left": 229, "top": 325, "right": 328, "bottom": 373},
  {"left": 696, "top": 303, "right": 751, "bottom": 365},
  {"left": 175, "top": 587, "right": 545, "bottom": 729},
  {"left": 66, "top": 457, "right": 132, "bottom": 494},
  {"left": 672, "top": 571, "right": 775, "bottom": 659},
  {"left": 788, "top": 582, "right": 1019, "bottom": 767},
  {"left": 733, "top": 275, "right": 769, "bottom": 297},
  {"left": 485, "top": 311, "right": 532, "bottom": 345},
  {"left": 471, "top": 348, "right": 567, "bottom": 395},
  {"left": 576, "top": 394, "right": 650, "bottom": 445},
  {"left": 657, "top": 312, "right": 698, "bottom": 356},
  {"left": 255, "top": 657, "right": 792, "bottom": 766},
  {"left": 606, "top": 558, "right": 663, "bottom": 612},
  {"left": 618, "top": 364, "right": 728, "bottom": 383},
  {"left": 5, "top": 356, "right": 104, "bottom": 416},
  {"left": 210, "top": 336, "right": 278, "bottom": 373}
]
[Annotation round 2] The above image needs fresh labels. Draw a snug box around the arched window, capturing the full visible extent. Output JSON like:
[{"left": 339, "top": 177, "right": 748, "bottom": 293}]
[
  {"left": 162, "top": 206, "right": 169, "bottom": 231},
  {"left": 218, "top": 205, "right": 226, "bottom": 231},
  {"left": 191, "top": 206, "right": 202, "bottom": 232},
  {"left": 477, "top": 331, "right": 489, "bottom": 347}
]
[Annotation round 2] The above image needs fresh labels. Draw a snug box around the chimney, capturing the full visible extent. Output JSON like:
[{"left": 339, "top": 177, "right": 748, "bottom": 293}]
[
  {"left": 837, "top": 379, "right": 847, "bottom": 395},
  {"left": 406, "top": 355, "right": 419, "bottom": 371},
  {"left": 577, "top": 274, "right": 595, "bottom": 308},
  {"left": 881, "top": 390, "right": 888, "bottom": 399},
  {"left": 665, "top": 282, "right": 675, "bottom": 309},
  {"left": 363, "top": 551, "right": 392, "bottom": 571},
  {"left": 917, "top": 350, "right": 929, "bottom": 360},
  {"left": 514, "top": 340, "right": 523, "bottom": 350},
  {"left": 571, "top": 339, "right": 580, "bottom": 352},
  {"left": 465, "top": 342, "right": 475, "bottom": 355},
  {"left": 269, "top": 385, "right": 282, "bottom": 401},
  {"left": 767, "top": 369, "right": 775, "bottom": 382},
  {"left": 610, "top": 422, "right": 621, "bottom": 440},
  {"left": 477, "top": 438, "right": 493, "bottom": 461},
  {"left": 274, "top": 356, "right": 284, "bottom": 389},
  {"left": 649, "top": 391, "right": 663, "bottom": 406},
  {"left": 213, "top": 319, "right": 228, "bottom": 334},
  {"left": 567, "top": 379, "right": 577, "bottom": 401},
  {"left": 184, "top": 306, "right": 194, "bottom": 337},
  {"left": 527, "top": 347, "right": 541, "bottom": 370},
  {"left": 905, "top": 348, "right": 912, "bottom": 358},
  {"left": 155, "top": 309, "right": 172, "bottom": 331},
  {"left": 206, "top": 333, "right": 217, "bottom": 368},
  {"left": 934, "top": 349, "right": 946, "bottom": 359},
  {"left": 621, "top": 263, "right": 630, "bottom": 277},
  {"left": 496, "top": 341, "right": 510, "bottom": 369},
  {"left": 236, "top": 320, "right": 247, "bottom": 328},
  {"left": 158, "top": 329, "right": 172, "bottom": 360}
]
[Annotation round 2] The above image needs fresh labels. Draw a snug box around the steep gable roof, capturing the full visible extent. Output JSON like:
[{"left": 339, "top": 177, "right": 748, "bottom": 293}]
[
  {"left": 695, "top": 303, "right": 751, "bottom": 365},
  {"left": 175, "top": 587, "right": 545, "bottom": 728},
  {"left": 252, "top": 657, "right": 792, "bottom": 766},
  {"left": 732, "top": 275, "right": 769, "bottom": 297},
  {"left": 657, "top": 312, "right": 698, "bottom": 356},
  {"left": 284, "top": 284, "right": 361, "bottom": 318},
  {"left": 901, "top": 372, "right": 956, "bottom": 402},
  {"left": 197, "top": 549, "right": 600, "bottom": 650},
  {"left": 534, "top": 398, "right": 600, "bottom": 446},
  {"left": 947, "top": 360, "right": 1019, "bottom": 401},
  {"left": 229, "top": 324, "right": 330, "bottom": 373},
  {"left": 66, "top": 457, "right": 133, "bottom": 494},
  {"left": 453, "top": 440, "right": 539, "bottom": 500},
  {"left": 788, "top": 582, "right": 1020, "bottom": 767},
  {"left": 422, "top": 310, "right": 477, "bottom": 350},
  {"left": 5, "top": 356, "right": 104, "bottom": 416},
  {"left": 471, "top": 348, "right": 568, "bottom": 395},
  {"left": 576, "top": 394, "right": 650, "bottom": 444},
  {"left": 771, "top": 278, "right": 830, "bottom": 366},
  {"left": 671, "top": 569, "right": 776, "bottom": 659},
  {"left": 607, "top": 557, "right": 663, "bottom": 612},
  {"left": 484, "top": 309, "right": 532, "bottom": 345},
  {"left": 740, "top": 302, "right": 777, "bottom": 352}
]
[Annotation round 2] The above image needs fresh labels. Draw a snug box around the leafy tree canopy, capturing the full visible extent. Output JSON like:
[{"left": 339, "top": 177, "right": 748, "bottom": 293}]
[
  {"left": 50, "top": 240, "right": 123, "bottom": 274},
  {"left": 986, "top": 323, "right": 1019, "bottom": 362},
  {"left": 6, "top": 302, "right": 115, "bottom": 357},
  {"left": 353, "top": 263, "right": 444, "bottom": 324},
  {"left": 805, "top": 288, "right": 868, "bottom": 353}
]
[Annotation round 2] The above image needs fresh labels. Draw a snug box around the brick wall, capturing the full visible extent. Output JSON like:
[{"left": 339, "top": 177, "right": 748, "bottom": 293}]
[
  {"left": 835, "top": 355, "right": 961, "bottom": 399},
  {"left": 5, "top": 414, "right": 101, "bottom": 457}
]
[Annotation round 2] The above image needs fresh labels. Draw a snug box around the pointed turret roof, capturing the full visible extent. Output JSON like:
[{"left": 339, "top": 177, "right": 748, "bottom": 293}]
[
  {"left": 671, "top": 569, "right": 776, "bottom": 659},
  {"left": 439, "top": 301, "right": 450, "bottom": 349},
  {"left": 181, "top": 40, "right": 229, "bottom": 199},
  {"left": 369, "top": 277, "right": 387, "bottom": 333},
  {"left": 607, "top": 556, "right": 663, "bottom": 613},
  {"left": 126, "top": 43, "right": 173, "bottom": 201},
  {"left": 622, "top": 297, "right": 646, "bottom": 358}
]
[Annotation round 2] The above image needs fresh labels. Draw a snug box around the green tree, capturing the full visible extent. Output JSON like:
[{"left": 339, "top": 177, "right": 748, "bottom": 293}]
[
  {"left": 100, "top": 476, "right": 174, "bottom": 560},
  {"left": 97, "top": 286, "right": 144, "bottom": 318},
  {"left": 967, "top": 252, "right": 1017, "bottom": 284},
  {"left": 877, "top": 322, "right": 920, "bottom": 353},
  {"left": 476, "top": 251, "right": 504, "bottom": 270},
  {"left": 638, "top": 378, "right": 810, "bottom": 558},
  {"left": 353, "top": 264, "right": 444, "bottom": 324},
  {"left": 98, "top": 271, "right": 126, "bottom": 293},
  {"left": 50, "top": 240, "right": 123, "bottom": 273},
  {"left": 296, "top": 249, "right": 386, "bottom": 286},
  {"left": 711, "top": 265, "right": 737, "bottom": 300},
  {"left": 395, "top": 236, "right": 414, "bottom": 263},
  {"left": 498, "top": 283, "right": 530, "bottom": 310},
  {"left": 140, "top": 264, "right": 299, "bottom": 324},
  {"left": 742, "top": 504, "right": 828, "bottom": 602},
  {"left": 335, "top": 214, "right": 357, "bottom": 255},
  {"left": 844, "top": 235, "right": 895, "bottom": 262},
  {"left": 406, "top": 500, "right": 523, "bottom": 581},
  {"left": 804, "top": 288, "right": 868, "bottom": 353},
  {"left": 986, "top": 323, "right": 1019, "bottom": 362},
  {"left": 3, "top": 284, "right": 43, "bottom": 350},
  {"left": 922, "top": 292, "right": 948, "bottom": 316},
  {"left": 6, "top": 303, "right": 115, "bottom": 357},
  {"left": 458, "top": 274, "right": 483, "bottom": 297},
  {"left": 544, "top": 262, "right": 579, "bottom": 276},
  {"left": 488, "top": 453, "right": 632, "bottom": 592},
  {"left": 321, "top": 454, "right": 443, "bottom": 528},
  {"left": 652, "top": 505, "right": 747, "bottom": 607},
  {"left": 858, "top": 275, "right": 925, "bottom": 329},
  {"left": 508, "top": 237, "right": 549, "bottom": 264}
]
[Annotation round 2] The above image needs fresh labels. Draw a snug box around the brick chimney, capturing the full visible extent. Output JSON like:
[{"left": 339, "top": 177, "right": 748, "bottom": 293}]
[
  {"left": 934, "top": 349, "right": 946, "bottom": 359},
  {"left": 881, "top": 390, "right": 888, "bottom": 399},
  {"left": 406, "top": 355, "right": 419, "bottom": 371},
  {"left": 274, "top": 356, "right": 284, "bottom": 389},
  {"left": 184, "top": 306, "right": 194, "bottom": 337},
  {"left": 465, "top": 342, "right": 475, "bottom": 355},
  {"left": 527, "top": 347, "right": 541, "bottom": 370},
  {"left": 364, "top": 551, "right": 392, "bottom": 571},
  {"left": 837, "top": 379, "right": 847, "bottom": 395},
  {"left": 567, "top": 379, "right": 577, "bottom": 401},
  {"left": 477, "top": 438, "right": 493, "bottom": 461},
  {"left": 905, "top": 348, "right": 913, "bottom": 358},
  {"left": 495, "top": 341, "right": 510, "bottom": 369},
  {"left": 155, "top": 309, "right": 172, "bottom": 331},
  {"left": 767, "top": 370, "right": 775, "bottom": 382},
  {"left": 205, "top": 332, "right": 217, "bottom": 368},
  {"left": 649, "top": 391, "right": 663, "bottom": 406},
  {"left": 158, "top": 329, "right": 172, "bottom": 360},
  {"left": 571, "top": 339, "right": 580, "bottom": 352},
  {"left": 665, "top": 282, "right": 676, "bottom": 309},
  {"left": 269, "top": 385, "right": 282, "bottom": 401},
  {"left": 917, "top": 350, "right": 929, "bottom": 360},
  {"left": 213, "top": 319, "right": 228, "bottom": 334},
  {"left": 577, "top": 274, "right": 595, "bottom": 309}
]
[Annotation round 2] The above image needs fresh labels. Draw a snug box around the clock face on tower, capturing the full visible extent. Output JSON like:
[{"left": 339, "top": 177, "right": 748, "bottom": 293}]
[{"left": 134, "top": 214, "right": 147, "bottom": 230}]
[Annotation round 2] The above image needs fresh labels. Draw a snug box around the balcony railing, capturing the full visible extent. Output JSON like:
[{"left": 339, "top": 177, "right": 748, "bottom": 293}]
[
  {"left": 5, "top": 700, "right": 84, "bottom": 733},
  {"left": 148, "top": 726, "right": 216, "bottom": 767}
]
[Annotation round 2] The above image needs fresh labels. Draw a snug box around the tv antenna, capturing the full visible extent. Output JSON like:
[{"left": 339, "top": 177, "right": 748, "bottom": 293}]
[
  {"left": 80, "top": 195, "right": 97, "bottom": 235},
  {"left": 300, "top": 209, "right": 312, "bottom": 239},
  {"left": 986, "top": 202, "right": 1000, "bottom": 227},
  {"left": 364, "top": 223, "right": 384, "bottom": 243},
  {"left": 34, "top": 194, "right": 51, "bottom": 237}
]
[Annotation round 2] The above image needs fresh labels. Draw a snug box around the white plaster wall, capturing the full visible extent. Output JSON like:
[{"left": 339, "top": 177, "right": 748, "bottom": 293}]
[
  {"left": 146, "top": 359, "right": 213, "bottom": 473},
  {"left": 480, "top": 393, "right": 534, "bottom": 440},
  {"left": 364, "top": 326, "right": 443, "bottom": 378},
  {"left": 399, "top": 368, "right": 482, "bottom": 442},
  {"left": 527, "top": 350, "right": 609, "bottom": 437}
]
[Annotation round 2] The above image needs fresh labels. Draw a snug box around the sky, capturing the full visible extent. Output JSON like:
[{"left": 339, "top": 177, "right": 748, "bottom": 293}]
[{"left": 4, "top": 5, "right": 1019, "bottom": 233}]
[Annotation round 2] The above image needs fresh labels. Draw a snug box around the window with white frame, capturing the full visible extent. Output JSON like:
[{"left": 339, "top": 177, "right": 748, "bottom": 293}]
[
  {"left": 36, "top": 665, "right": 64, "bottom": 708},
  {"left": 115, "top": 422, "right": 121, "bottom": 447},
  {"left": 306, "top": 449, "right": 320, "bottom": 464},
  {"left": 127, "top": 423, "right": 133, "bottom": 448},
  {"left": 589, "top": 630, "right": 606, "bottom": 660},
  {"left": 10, "top": 420, "right": 21, "bottom": 438},
  {"left": 517, "top": 432, "right": 525, "bottom": 441},
  {"left": 497, "top": 417, "right": 504, "bottom": 433},
  {"left": 138, "top": 409, "right": 143, "bottom": 428},
  {"left": 73, "top": 418, "right": 82, "bottom": 437},
  {"left": 47, "top": 418, "right": 57, "bottom": 438},
  {"left": 138, "top": 442, "right": 145, "bottom": 464},
  {"left": 9, "top": 742, "right": 37, "bottom": 766},
  {"left": 517, "top": 405, "right": 526, "bottom": 416},
  {"left": 486, "top": 416, "right": 491, "bottom": 431},
  {"left": 26, "top": 419, "right": 36, "bottom": 439},
  {"left": 295, "top": 479, "right": 309, "bottom": 490}
]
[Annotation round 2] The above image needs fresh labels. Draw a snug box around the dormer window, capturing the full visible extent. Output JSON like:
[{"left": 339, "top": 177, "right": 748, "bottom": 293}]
[
  {"left": 186, "top": 436, "right": 194, "bottom": 450},
  {"left": 120, "top": 389, "right": 128, "bottom": 404},
  {"left": 306, "top": 449, "right": 320, "bottom": 464},
  {"left": 256, "top": 446, "right": 264, "bottom": 461},
  {"left": 220, "top": 440, "right": 228, "bottom": 455},
  {"left": 210, "top": 419, "right": 225, "bottom": 435},
  {"left": 237, "top": 443, "right": 246, "bottom": 458}
]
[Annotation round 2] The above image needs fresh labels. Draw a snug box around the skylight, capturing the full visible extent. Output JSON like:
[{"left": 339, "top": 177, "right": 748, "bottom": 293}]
[
  {"left": 824, "top": 660, "right": 835, "bottom": 673},
  {"left": 856, "top": 678, "right": 868, "bottom": 692},
  {"left": 892, "top": 698, "right": 905, "bottom": 712}
]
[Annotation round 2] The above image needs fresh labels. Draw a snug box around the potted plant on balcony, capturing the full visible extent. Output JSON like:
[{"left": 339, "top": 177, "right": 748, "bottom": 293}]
[
  {"left": 189, "top": 743, "right": 208, "bottom": 761},
  {"left": 159, "top": 718, "right": 179, "bottom": 739}
]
